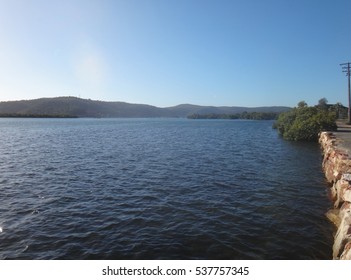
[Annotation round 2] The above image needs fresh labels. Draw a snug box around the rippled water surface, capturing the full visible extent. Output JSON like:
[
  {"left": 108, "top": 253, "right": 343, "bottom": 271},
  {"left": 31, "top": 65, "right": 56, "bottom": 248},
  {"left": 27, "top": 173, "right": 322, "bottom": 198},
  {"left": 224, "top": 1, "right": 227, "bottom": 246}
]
[{"left": 0, "top": 118, "right": 333, "bottom": 259}]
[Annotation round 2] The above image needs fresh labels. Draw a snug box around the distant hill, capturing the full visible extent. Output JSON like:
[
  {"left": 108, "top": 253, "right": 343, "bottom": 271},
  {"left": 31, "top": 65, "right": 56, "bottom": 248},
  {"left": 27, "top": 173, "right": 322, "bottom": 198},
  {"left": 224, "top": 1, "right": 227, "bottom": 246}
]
[{"left": 0, "top": 97, "right": 291, "bottom": 118}]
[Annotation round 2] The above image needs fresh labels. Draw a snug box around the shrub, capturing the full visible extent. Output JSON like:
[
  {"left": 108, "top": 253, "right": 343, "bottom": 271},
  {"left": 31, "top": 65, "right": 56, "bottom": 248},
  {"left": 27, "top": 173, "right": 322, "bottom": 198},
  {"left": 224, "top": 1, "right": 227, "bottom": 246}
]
[{"left": 274, "top": 102, "right": 337, "bottom": 141}]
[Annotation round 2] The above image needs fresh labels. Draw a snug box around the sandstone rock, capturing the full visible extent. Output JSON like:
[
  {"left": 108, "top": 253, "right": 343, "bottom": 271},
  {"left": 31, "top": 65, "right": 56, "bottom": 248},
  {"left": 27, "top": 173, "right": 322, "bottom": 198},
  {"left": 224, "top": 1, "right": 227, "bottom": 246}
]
[
  {"left": 341, "top": 173, "right": 351, "bottom": 181},
  {"left": 334, "top": 179, "right": 351, "bottom": 208},
  {"left": 328, "top": 187, "right": 337, "bottom": 202},
  {"left": 333, "top": 202, "right": 351, "bottom": 259},
  {"left": 342, "top": 185, "right": 351, "bottom": 204},
  {"left": 319, "top": 131, "right": 351, "bottom": 259},
  {"left": 340, "top": 241, "right": 351, "bottom": 260},
  {"left": 339, "top": 201, "right": 351, "bottom": 216},
  {"left": 326, "top": 209, "right": 341, "bottom": 227}
]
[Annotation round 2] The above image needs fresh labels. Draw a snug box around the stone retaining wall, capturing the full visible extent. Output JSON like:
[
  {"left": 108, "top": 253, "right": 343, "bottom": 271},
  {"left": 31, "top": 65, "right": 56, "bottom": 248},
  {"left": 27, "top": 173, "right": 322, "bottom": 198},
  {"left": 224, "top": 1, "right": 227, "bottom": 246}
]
[{"left": 319, "top": 131, "right": 351, "bottom": 259}]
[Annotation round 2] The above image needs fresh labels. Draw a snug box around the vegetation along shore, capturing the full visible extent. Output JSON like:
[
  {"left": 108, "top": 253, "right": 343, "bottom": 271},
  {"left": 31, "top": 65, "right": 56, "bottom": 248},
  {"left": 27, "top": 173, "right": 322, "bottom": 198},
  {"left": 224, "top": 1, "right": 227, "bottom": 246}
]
[{"left": 274, "top": 99, "right": 347, "bottom": 142}]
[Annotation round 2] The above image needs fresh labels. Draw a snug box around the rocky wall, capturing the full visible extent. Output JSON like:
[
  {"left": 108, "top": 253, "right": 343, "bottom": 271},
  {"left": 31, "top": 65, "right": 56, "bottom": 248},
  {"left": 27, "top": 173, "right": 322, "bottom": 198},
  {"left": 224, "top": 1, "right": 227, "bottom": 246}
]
[{"left": 319, "top": 131, "right": 351, "bottom": 259}]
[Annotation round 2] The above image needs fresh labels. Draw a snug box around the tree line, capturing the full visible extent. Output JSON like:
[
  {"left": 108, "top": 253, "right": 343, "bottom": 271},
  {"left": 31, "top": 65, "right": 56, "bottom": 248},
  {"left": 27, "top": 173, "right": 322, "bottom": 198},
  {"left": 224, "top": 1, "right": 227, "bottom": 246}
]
[
  {"left": 273, "top": 98, "right": 345, "bottom": 141},
  {"left": 187, "top": 111, "right": 280, "bottom": 120},
  {"left": 0, "top": 113, "right": 77, "bottom": 118}
]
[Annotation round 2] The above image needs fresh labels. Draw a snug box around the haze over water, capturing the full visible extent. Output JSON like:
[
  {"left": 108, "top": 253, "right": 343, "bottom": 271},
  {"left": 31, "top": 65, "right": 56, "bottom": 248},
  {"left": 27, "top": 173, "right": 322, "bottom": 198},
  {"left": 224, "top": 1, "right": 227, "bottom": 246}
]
[{"left": 0, "top": 118, "right": 333, "bottom": 259}]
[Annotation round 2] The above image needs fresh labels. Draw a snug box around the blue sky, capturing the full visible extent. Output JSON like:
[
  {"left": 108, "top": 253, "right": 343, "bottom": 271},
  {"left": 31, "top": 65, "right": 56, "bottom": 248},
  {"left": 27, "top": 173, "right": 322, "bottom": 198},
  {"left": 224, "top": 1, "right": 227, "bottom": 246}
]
[{"left": 0, "top": 0, "right": 350, "bottom": 107}]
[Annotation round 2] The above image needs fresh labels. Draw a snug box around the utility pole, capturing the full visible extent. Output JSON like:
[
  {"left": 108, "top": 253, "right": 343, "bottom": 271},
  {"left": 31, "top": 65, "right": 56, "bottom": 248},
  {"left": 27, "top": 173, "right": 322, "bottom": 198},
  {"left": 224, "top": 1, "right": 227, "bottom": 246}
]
[{"left": 341, "top": 62, "right": 351, "bottom": 124}]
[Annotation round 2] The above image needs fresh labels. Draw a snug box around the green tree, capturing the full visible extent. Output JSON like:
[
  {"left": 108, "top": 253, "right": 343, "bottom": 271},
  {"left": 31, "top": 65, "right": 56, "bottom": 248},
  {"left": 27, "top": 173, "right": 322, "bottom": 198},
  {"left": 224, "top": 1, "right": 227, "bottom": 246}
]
[
  {"left": 318, "top": 97, "right": 328, "bottom": 110},
  {"left": 297, "top": 100, "right": 307, "bottom": 108},
  {"left": 274, "top": 101, "right": 337, "bottom": 141}
]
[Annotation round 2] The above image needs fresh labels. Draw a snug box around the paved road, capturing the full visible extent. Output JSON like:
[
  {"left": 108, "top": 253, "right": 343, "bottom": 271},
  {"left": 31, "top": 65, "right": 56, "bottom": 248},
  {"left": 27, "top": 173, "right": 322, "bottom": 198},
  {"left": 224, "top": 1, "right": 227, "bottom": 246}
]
[{"left": 334, "top": 121, "right": 351, "bottom": 152}]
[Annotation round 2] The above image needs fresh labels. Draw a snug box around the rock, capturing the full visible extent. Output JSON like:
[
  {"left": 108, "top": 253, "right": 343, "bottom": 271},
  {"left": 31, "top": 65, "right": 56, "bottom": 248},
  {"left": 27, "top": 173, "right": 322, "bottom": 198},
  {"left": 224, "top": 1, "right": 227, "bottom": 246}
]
[
  {"left": 319, "top": 131, "right": 351, "bottom": 259},
  {"left": 341, "top": 185, "right": 351, "bottom": 203},
  {"left": 334, "top": 179, "right": 351, "bottom": 208},
  {"left": 326, "top": 209, "right": 341, "bottom": 227},
  {"left": 328, "top": 183, "right": 338, "bottom": 201},
  {"left": 332, "top": 202, "right": 351, "bottom": 259},
  {"left": 340, "top": 241, "right": 351, "bottom": 260},
  {"left": 333, "top": 211, "right": 351, "bottom": 259},
  {"left": 341, "top": 173, "right": 351, "bottom": 181},
  {"left": 339, "top": 202, "right": 351, "bottom": 217}
]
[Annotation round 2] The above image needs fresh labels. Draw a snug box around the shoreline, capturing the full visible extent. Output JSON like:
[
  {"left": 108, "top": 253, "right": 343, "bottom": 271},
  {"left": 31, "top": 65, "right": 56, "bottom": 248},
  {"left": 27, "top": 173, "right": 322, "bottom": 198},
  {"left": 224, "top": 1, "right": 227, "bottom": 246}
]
[{"left": 319, "top": 129, "right": 351, "bottom": 259}]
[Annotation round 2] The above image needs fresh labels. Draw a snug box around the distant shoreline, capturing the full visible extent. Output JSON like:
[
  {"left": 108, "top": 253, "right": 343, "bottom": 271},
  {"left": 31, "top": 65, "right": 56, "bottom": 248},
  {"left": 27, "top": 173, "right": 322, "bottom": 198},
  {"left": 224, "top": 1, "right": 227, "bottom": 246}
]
[
  {"left": 0, "top": 114, "right": 78, "bottom": 118},
  {"left": 0, "top": 96, "right": 291, "bottom": 118},
  {"left": 187, "top": 112, "right": 279, "bottom": 120}
]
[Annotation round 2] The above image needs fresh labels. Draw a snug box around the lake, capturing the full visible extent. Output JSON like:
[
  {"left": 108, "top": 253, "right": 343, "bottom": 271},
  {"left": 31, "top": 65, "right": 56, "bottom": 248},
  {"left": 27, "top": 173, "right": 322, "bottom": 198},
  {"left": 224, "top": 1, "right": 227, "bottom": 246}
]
[{"left": 0, "top": 118, "right": 333, "bottom": 259}]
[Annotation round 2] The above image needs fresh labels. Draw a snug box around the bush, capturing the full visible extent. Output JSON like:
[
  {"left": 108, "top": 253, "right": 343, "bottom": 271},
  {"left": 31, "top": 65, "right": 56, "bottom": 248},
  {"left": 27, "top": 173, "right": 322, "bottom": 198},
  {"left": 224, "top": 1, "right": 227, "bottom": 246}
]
[{"left": 274, "top": 102, "right": 337, "bottom": 141}]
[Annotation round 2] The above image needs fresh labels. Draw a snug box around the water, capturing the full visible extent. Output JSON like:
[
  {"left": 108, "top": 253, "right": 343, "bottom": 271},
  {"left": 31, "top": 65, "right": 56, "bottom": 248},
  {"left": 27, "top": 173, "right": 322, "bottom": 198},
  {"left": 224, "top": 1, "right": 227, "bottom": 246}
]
[{"left": 0, "top": 118, "right": 333, "bottom": 259}]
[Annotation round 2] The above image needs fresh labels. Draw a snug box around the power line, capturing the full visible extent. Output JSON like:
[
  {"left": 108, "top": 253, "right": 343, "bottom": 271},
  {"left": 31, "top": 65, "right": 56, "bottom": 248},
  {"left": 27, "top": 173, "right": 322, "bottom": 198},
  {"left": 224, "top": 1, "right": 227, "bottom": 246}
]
[{"left": 340, "top": 62, "right": 351, "bottom": 124}]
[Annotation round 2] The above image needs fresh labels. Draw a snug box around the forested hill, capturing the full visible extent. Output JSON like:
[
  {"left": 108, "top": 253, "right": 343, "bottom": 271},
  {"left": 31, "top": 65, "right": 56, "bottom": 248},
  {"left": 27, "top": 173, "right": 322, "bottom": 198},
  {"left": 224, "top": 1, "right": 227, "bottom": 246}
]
[{"left": 0, "top": 97, "right": 291, "bottom": 118}]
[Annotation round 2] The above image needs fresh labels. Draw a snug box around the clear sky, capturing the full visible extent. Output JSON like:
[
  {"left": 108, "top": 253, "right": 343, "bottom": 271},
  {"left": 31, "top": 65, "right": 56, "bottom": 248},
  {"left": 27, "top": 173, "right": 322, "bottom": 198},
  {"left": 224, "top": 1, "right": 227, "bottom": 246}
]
[{"left": 0, "top": 0, "right": 350, "bottom": 108}]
